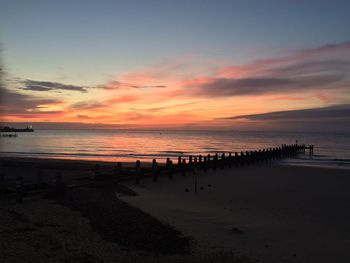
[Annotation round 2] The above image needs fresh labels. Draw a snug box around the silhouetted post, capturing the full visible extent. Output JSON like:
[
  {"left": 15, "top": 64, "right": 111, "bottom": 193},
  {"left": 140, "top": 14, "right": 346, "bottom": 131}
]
[
  {"left": 152, "top": 159, "right": 158, "bottom": 182},
  {"left": 246, "top": 151, "right": 251, "bottom": 165},
  {"left": 94, "top": 164, "right": 100, "bottom": 180},
  {"left": 194, "top": 172, "right": 198, "bottom": 194},
  {"left": 166, "top": 158, "right": 173, "bottom": 179},
  {"left": 178, "top": 156, "right": 182, "bottom": 167},
  {"left": 181, "top": 159, "right": 187, "bottom": 176},
  {"left": 228, "top": 152, "right": 232, "bottom": 168},
  {"left": 207, "top": 154, "right": 211, "bottom": 169},
  {"left": 16, "top": 176, "right": 23, "bottom": 203},
  {"left": 213, "top": 153, "right": 218, "bottom": 171},
  {"left": 235, "top": 152, "right": 239, "bottom": 167},
  {"left": 221, "top": 153, "right": 225, "bottom": 169},
  {"left": 240, "top": 152, "right": 245, "bottom": 166},
  {"left": 203, "top": 156, "right": 207, "bottom": 172},
  {"left": 193, "top": 157, "right": 198, "bottom": 174},
  {"left": 188, "top": 155, "right": 193, "bottom": 174},
  {"left": 135, "top": 160, "right": 141, "bottom": 184}
]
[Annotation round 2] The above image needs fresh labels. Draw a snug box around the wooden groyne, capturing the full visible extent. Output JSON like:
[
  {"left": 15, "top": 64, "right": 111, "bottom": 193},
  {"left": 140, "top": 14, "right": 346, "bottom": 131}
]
[{"left": 0, "top": 143, "right": 314, "bottom": 202}]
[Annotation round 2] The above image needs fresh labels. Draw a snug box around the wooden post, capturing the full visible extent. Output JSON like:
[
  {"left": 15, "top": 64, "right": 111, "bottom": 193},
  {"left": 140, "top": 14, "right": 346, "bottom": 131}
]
[
  {"left": 16, "top": 176, "right": 23, "bottom": 203},
  {"left": 221, "top": 153, "right": 225, "bottom": 169},
  {"left": 181, "top": 159, "right": 187, "bottom": 176},
  {"left": 194, "top": 172, "right": 198, "bottom": 194},
  {"left": 213, "top": 153, "right": 218, "bottom": 171},
  {"left": 178, "top": 156, "right": 182, "bottom": 167},
  {"left": 166, "top": 158, "right": 173, "bottom": 179},
  {"left": 207, "top": 154, "right": 211, "bottom": 169},
  {"left": 203, "top": 156, "right": 207, "bottom": 172},
  {"left": 135, "top": 160, "right": 141, "bottom": 184},
  {"left": 228, "top": 152, "right": 232, "bottom": 168},
  {"left": 193, "top": 157, "right": 197, "bottom": 174},
  {"left": 235, "top": 152, "right": 239, "bottom": 167},
  {"left": 152, "top": 159, "right": 158, "bottom": 182}
]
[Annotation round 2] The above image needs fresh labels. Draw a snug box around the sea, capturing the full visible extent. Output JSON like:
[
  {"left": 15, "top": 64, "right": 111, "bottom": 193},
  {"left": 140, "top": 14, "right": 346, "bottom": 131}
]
[{"left": 1, "top": 129, "right": 349, "bottom": 169}]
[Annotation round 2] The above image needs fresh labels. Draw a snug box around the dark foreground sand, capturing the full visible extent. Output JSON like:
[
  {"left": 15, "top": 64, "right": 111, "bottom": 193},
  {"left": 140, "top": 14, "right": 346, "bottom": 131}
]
[
  {"left": 121, "top": 164, "right": 350, "bottom": 263},
  {"left": 1, "top": 158, "right": 350, "bottom": 262}
]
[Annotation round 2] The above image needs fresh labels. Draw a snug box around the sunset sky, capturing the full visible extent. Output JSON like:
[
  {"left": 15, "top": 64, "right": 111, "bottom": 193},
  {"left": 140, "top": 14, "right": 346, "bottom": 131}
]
[{"left": 1, "top": 0, "right": 349, "bottom": 131}]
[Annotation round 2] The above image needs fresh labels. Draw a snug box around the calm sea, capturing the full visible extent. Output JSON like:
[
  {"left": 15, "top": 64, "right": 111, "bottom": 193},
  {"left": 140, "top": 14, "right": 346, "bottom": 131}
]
[{"left": 1, "top": 130, "right": 349, "bottom": 168}]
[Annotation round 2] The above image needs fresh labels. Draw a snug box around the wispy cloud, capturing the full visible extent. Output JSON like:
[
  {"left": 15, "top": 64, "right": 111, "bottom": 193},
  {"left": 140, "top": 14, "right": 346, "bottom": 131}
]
[
  {"left": 188, "top": 42, "right": 350, "bottom": 98},
  {"left": 0, "top": 86, "right": 63, "bottom": 116},
  {"left": 20, "top": 79, "right": 88, "bottom": 93},
  {"left": 224, "top": 104, "right": 350, "bottom": 120},
  {"left": 101, "top": 81, "right": 166, "bottom": 90}
]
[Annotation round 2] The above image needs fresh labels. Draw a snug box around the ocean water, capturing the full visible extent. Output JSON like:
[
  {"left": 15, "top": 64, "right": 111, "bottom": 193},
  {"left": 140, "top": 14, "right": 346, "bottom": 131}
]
[{"left": 1, "top": 129, "right": 349, "bottom": 168}]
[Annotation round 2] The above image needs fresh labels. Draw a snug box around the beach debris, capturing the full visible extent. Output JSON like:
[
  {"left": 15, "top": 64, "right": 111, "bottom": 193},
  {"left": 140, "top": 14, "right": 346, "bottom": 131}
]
[
  {"left": 185, "top": 188, "right": 189, "bottom": 192},
  {"left": 200, "top": 186, "right": 204, "bottom": 190},
  {"left": 207, "top": 184, "right": 212, "bottom": 187},
  {"left": 229, "top": 227, "right": 244, "bottom": 234}
]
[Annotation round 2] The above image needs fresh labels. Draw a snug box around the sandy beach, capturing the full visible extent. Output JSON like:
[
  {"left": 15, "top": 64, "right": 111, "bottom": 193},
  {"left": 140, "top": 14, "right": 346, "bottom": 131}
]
[
  {"left": 1, "top": 157, "right": 350, "bottom": 262},
  {"left": 121, "top": 164, "right": 350, "bottom": 263}
]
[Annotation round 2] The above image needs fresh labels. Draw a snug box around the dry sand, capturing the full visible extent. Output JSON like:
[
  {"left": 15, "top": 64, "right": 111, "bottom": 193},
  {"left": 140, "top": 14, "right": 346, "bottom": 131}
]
[{"left": 120, "top": 164, "right": 350, "bottom": 263}]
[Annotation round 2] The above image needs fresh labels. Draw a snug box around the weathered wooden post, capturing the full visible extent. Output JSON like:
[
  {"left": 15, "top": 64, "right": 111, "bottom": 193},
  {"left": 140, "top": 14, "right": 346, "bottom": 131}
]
[
  {"left": 194, "top": 172, "right": 198, "bottom": 194},
  {"left": 166, "top": 158, "right": 173, "bottom": 179},
  {"left": 181, "top": 159, "right": 187, "bottom": 176},
  {"left": 228, "top": 152, "right": 232, "bottom": 168},
  {"left": 240, "top": 152, "right": 245, "bottom": 166},
  {"left": 16, "top": 176, "right": 23, "bottom": 203},
  {"left": 193, "top": 157, "right": 198, "bottom": 174},
  {"left": 207, "top": 154, "right": 211, "bottom": 169},
  {"left": 221, "top": 153, "right": 225, "bottom": 169},
  {"left": 203, "top": 156, "right": 207, "bottom": 172},
  {"left": 235, "top": 152, "right": 239, "bottom": 167},
  {"left": 135, "top": 160, "right": 141, "bottom": 184},
  {"left": 213, "top": 153, "right": 218, "bottom": 171},
  {"left": 152, "top": 159, "right": 158, "bottom": 182}
]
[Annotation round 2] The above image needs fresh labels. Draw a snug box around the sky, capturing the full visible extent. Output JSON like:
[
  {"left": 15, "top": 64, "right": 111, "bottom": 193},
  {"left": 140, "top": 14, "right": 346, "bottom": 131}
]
[{"left": 0, "top": 0, "right": 350, "bottom": 131}]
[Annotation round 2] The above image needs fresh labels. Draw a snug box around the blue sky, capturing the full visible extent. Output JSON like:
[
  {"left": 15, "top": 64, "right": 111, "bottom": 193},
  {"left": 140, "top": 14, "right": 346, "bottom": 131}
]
[
  {"left": 1, "top": 0, "right": 349, "bottom": 130},
  {"left": 1, "top": 0, "right": 349, "bottom": 85}
]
